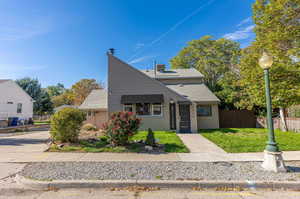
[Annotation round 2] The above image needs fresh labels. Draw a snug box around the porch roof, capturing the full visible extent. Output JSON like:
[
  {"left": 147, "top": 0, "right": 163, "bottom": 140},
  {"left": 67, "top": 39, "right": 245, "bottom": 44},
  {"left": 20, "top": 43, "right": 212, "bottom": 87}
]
[
  {"left": 166, "top": 84, "right": 220, "bottom": 103},
  {"left": 79, "top": 89, "right": 107, "bottom": 110}
]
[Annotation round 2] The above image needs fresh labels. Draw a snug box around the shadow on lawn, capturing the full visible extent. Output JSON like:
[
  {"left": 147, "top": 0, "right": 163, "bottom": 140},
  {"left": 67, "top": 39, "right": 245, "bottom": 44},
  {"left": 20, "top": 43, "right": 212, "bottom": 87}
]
[{"left": 199, "top": 128, "right": 240, "bottom": 134}]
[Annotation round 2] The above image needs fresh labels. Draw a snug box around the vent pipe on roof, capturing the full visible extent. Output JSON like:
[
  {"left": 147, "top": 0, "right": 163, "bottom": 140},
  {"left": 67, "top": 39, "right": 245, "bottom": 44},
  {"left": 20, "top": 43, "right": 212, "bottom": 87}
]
[{"left": 108, "top": 48, "right": 115, "bottom": 55}]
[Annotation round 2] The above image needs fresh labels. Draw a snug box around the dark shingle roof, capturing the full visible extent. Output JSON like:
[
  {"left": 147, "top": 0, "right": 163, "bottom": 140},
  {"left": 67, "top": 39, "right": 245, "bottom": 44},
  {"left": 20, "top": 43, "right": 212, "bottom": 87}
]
[
  {"left": 166, "top": 84, "right": 220, "bottom": 103},
  {"left": 141, "top": 68, "right": 203, "bottom": 79}
]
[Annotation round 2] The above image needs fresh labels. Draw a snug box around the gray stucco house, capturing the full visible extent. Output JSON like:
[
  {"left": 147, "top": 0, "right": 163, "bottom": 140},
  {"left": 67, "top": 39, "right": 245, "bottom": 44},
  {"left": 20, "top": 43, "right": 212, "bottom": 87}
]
[{"left": 108, "top": 53, "right": 220, "bottom": 133}]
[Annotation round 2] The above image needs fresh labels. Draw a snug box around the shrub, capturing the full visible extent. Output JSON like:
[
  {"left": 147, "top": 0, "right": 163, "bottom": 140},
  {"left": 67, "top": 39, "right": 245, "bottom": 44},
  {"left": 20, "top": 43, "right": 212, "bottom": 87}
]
[
  {"left": 145, "top": 128, "right": 156, "bottom": 146},
  {"left": 50, "top": 108, "right": 86, "bottom": 143},
  {"left": 102, "top": 112, "right": 141, "bottom": 146},
  {"left": 82, "top": 123, "right": 98, "bottom": 131}
]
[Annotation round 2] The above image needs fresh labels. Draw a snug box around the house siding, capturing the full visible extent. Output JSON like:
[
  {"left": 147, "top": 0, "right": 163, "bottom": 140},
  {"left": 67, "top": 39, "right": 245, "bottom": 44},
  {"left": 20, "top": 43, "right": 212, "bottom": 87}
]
[
  {"left": 108, "top": 54, "right": 187, "bottom": 131},
  {"left": 197, "top": 104, "right": 219, "bottom": 129},
  {"left": 158, "top": 78, "right": 203, "bottom": 85},
  {"left": 0, "top": 80, "right": 33, "bottom": 120},
  {"left": 84, "top": 110, "right": 108, "bottom": 129}
]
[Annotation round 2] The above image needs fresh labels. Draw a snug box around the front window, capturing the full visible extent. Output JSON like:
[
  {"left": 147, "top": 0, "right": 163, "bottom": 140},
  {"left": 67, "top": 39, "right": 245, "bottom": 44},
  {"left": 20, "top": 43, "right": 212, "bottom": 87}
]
[
  {"left": 123, "top": 104, "right": 133, "bottom": 112},
  {"left": 17, "top": 103, "right": 22, "bottom": 113},
  {"left": 152, "top": 103, "right": 162, "bottom": 116},
  {"left": 87, "top": 111, "right": 92, "bottom": 117},
  {"left": 197, "top": 105, "right": 212, "bottom": 117},
  {"left": 136, "top": 103, "right": 151, "bottom": 116}
]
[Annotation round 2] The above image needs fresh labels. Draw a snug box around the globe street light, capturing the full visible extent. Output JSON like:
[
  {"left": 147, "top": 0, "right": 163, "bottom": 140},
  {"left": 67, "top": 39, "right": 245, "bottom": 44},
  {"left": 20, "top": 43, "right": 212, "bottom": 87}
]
[{"left": 259, "top": 52, "right": 286, "bottom": 172}]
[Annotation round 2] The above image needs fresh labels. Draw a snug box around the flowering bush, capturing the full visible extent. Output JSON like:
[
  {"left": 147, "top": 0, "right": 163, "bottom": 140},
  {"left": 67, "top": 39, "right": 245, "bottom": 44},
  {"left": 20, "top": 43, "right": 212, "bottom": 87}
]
[{"left": 102, "top": 112, "right": 141, "bottom": 146}]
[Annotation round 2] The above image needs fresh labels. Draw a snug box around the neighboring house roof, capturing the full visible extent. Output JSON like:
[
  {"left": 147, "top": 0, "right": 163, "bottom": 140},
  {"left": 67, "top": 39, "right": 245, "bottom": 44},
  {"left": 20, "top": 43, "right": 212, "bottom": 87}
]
[
  {"left": 54, "top": 105, "right": 78, "bottom": 112},
  {"left": 0, "top": 79, "right": 33, "bottom": 101},
  {"left": 166, "top": 84, "right": 220, "bottom": 103},
  {"left": 141, "top": 68, "right": 204, "bottom": 79},
  {"left": 79, "top": 89, "right": 107, "bottom": 110}
]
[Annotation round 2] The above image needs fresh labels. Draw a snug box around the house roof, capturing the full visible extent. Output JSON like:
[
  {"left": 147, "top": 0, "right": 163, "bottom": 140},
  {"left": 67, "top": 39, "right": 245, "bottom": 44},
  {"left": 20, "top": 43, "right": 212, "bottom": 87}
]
[
  {"left": 79, "top": 89, "right": 107, "bottom": 110},
  {"left": 166, "top": 84, "right": 220, "bottom": 103},
  {"left": 54, "top": 105, "right": 78, "bottom": 112},
  {"left": 141, "top": 68, "right": 204, "bottom": 79}
]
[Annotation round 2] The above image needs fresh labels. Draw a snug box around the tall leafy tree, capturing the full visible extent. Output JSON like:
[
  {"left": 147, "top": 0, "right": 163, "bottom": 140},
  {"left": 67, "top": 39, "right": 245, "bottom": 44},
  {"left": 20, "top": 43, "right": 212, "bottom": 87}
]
[
  {"left": 51, "top": 89, "right": 75, "bottom": 108},
  {"left": 71, "top": 79, "right": 102, "bottom": 105},
  {"left": 170, "top": 36, "right": 241, "bottom": 92},
  {"left": 170, "top": 35, "right": 242, "bottom": 108},
  {"left": 239, "top": 0, "right": 300, "bottom": 131},
  {"left": 16, "top": 78, "right": 53, "bottom": 114},
  {"left": 46, "top": 83, "right": 65, "bottom": 97}
]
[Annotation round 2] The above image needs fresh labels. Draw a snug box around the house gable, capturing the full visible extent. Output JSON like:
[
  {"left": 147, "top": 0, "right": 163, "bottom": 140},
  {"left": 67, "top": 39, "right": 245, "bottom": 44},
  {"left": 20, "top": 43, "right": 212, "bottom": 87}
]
[
  {"left": 107, "top": 54, "right": 188, "bottom": 113},
  {"left": 0, "top": 80, "right": 33, "bottom": 119}
]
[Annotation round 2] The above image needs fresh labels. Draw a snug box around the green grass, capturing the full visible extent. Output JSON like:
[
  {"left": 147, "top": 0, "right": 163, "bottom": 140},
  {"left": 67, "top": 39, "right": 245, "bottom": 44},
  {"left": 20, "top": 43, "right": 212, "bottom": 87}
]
[
  {"left": 49, "top": 131, "right": 189, "bottom": 153},
  {"left": 132, "top": 131, "right": 189, "bottom": 153},
  {"left": 201, "top": 128, "right": 300, "bottom": 153},
  {"left": 34, "top": 121, "right": 50, "bottom": 125}
]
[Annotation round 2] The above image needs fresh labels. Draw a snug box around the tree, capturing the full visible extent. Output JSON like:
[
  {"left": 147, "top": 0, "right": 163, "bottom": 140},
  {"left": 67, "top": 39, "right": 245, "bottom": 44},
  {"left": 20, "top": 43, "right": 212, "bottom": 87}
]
[
  {"left": 170, "top": 36, "right": 241, "bottom": 92},
  {"left": 170, "top": 36, "right": 242, "bottom": 108},
  {"left": 46, "top": 83, "right": 65, "bottom": 97},
  {"left": 51, "top": 89, "right": 75, "bottom": 108},
  {"left": 35, "top": 89, "right": 53, "bottom": 115},
  {"left": 71, "top": 79, "right": 102, "bottom": 105},
  {"left": 239, "top": 0, "right": 300, "bottom": 131},
  {"left": 16, "top": 77, "right": 53, "bottom": 115}
]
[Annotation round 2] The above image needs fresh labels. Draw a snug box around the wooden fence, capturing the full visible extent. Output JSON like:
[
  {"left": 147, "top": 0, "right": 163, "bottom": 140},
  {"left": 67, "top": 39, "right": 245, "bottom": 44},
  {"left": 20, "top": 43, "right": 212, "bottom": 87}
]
[
  {"left": 256, "top": 117, "right": 300, "bottom": 132},
  {"left": 219, "top": 110, "right": 256, "bottom": 128}
]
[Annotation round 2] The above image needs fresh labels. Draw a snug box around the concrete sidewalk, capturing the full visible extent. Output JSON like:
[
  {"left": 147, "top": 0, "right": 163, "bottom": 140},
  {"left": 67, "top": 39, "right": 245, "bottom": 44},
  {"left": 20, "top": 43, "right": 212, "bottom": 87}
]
[
  {"left": 178, "top": 134, "right": 226, "bottom": 154},
  {"left": 2, "top": 130, "right": 300, "bottom": 163}
]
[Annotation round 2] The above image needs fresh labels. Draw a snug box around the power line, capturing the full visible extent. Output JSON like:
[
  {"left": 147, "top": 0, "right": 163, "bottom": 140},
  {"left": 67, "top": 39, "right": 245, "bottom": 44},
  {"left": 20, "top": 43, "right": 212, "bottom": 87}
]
[{"left": 127, "top": 0, "right": 216, "bottom": 62}]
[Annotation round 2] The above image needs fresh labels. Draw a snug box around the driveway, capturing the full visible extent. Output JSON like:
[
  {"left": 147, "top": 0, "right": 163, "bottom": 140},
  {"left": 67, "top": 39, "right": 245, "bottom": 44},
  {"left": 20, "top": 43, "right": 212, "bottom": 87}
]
[
  {"left": 0, "top": 131, "right": 49, "bottom": 180},
  {"left": 0, "top": 131, "right": 50, "bottom": 153}
]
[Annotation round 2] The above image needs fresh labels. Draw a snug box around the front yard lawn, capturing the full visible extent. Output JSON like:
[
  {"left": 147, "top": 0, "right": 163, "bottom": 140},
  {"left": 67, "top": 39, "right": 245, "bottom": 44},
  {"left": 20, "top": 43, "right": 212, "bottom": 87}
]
[
  {"left": 201, "top": 128, "right": 300, "bottom": 153},
  {"left": 49, "top": 131, "right": 189, "bottom": 153}
]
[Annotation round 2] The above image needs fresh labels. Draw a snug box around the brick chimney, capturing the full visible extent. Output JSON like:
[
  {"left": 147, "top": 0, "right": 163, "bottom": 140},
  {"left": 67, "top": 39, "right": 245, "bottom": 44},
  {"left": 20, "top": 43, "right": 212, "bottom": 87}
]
[{"left": 156, "top": 64, "right": 165, "bottom": 72}]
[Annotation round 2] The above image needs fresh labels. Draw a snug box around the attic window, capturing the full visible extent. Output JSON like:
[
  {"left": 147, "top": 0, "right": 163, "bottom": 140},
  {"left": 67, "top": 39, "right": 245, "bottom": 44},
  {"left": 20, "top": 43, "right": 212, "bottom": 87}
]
[{"left": 7, "top": 102, "right": 13, "bottom": 104}]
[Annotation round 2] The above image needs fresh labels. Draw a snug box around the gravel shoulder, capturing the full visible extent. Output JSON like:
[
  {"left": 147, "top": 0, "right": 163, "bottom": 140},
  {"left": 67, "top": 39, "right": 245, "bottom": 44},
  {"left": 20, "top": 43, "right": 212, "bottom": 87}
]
[{"left": 20, "top": 161, "right": 300, "bottom": 182}]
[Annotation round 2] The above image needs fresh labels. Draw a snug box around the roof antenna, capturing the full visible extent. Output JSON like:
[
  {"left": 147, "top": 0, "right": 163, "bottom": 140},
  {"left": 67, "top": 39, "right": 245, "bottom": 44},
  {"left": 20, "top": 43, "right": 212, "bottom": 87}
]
[
  {"left": 108, "top": 48, "right": 115, "bottom": 55},
  {"left": 153, "top": 60, "right": 157, "bottom": 78}
]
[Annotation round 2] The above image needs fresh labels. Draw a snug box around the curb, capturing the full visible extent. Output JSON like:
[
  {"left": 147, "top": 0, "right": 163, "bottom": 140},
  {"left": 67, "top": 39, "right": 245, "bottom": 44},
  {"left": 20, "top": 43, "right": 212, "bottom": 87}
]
[{"left": 15, "top": 174, "right": 300, "bottom": 190}]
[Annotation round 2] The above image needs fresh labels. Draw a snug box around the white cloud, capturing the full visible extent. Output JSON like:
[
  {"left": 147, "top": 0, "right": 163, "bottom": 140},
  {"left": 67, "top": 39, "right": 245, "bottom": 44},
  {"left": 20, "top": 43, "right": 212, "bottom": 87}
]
[
  {"left": 134, "top": 43, "right": 145, "bottom": 51},
  {"left": 237, "top": 17, "right": 251, "bottom": 27},
  {"left": 128, "top": 55, "right": 155, "bottom": 64},
  {"left": 223, "top": 25, "right": 255, "bottom": 40}
]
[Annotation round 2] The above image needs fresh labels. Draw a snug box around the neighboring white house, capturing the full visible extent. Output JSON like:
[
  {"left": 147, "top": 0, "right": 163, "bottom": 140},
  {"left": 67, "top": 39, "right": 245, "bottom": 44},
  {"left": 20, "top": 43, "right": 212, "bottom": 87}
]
[{"left": 0, "top": 79, "right": 34, "bottom": 120}]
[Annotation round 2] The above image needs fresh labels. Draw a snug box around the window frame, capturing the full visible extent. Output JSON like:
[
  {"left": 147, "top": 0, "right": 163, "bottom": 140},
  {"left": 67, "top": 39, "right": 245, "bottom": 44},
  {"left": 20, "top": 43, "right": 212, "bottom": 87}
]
[
  {"left": 17, "top": 103, "right": 22, "bottom": 113},
  {"left": 123, "top": 104, "right": 133, "bottom": 112},
  {"left": 152, "top": 103, "right": 163, "bottom": 116},
  {"left": 197, "top": 105, "right": 212, "bottom": 117},
  {"left": 136, "top": 103, "right": 152, "bottom": 116}
]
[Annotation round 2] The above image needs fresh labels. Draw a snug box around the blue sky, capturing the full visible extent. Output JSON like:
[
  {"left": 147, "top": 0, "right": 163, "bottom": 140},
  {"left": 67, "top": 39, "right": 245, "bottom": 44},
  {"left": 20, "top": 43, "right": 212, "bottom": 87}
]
[{"left": 0, "top": 0, "right": 255, "bottom": 88}]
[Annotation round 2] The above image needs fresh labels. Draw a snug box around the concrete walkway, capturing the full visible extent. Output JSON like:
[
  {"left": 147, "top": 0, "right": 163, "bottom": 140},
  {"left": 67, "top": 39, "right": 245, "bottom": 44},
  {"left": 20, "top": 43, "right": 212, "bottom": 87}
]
[
  {"left": 2, "top": 131, "right": 300, "bottom": 163},
  {"left": 177, "top": 134, "right": 226, "bottom": 154}
]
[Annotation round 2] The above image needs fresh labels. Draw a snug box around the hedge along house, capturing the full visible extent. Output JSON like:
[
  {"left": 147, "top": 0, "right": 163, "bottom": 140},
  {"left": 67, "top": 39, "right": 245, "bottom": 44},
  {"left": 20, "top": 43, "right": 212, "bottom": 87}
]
[
  {"left": 108, "top": 53, "right": 220, "bottom": 133},
  {"left": 79, "top": 89, "right": 108, "bottom": 129}
]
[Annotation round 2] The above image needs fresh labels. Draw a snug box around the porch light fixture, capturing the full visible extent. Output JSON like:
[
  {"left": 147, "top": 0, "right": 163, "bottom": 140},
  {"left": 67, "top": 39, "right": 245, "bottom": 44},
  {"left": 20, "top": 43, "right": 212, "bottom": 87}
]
[{"left": 259, "top": 52, "right": 286, "bottom": 172}]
